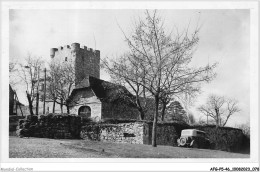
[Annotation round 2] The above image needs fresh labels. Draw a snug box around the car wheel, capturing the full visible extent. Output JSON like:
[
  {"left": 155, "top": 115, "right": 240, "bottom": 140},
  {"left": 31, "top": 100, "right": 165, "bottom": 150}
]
[{"left": 179, "top": 137, "right": 187, "bottom": 146}]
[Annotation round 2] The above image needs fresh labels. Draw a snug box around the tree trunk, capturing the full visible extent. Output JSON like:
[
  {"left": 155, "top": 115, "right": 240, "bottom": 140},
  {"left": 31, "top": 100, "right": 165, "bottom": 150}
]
[
  {"left": 60, "top": 99, "right": 63, "bottom": 113},
  {"left": 66, "top": 105, "right": 70, "bottom": 114},
  {"left": 216, "top": 117, "right": 219, "bottom": 128},
  {"left": 139, "top": 110, "right": 145, "bottom": 120},
  {"left": 15, "top": 98, "right": 18, "bottom": 115},
  {"left": 215, "top": 108, "right": 219, "bottom": 128},
  {"left": 161, "top": 103, "right": 166, "bottom": 121},
  {"left": 52, "top": 99, "right": 56, "bottom": 113},
  {"left": 152, "top": 95, "right": 159, "bottom": 147},
  {"left": 26, "top": 91, "right": 34, "bottom": 116},
  {"left": 36, "top": 92, "right": 39, "bottom": 116},
  {"left": 136, "top": 95, "right": 145, "bottom": 120}
]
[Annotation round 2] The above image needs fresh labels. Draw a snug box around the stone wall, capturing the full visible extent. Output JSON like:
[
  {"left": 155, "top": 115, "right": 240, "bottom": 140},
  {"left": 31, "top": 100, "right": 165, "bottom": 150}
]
[
  {"left": 16, "top": 114, "right": 81, "bottom": 139},
  {"left": 80, "top": 122, "right": 188, "bottom": 145},
  {"left": 75, "top": 45, "right": 100, "bottom": 84},
  {"left": 14, "top": 113, "right": 249, "bottom": 153},
  {"left": 81, "top": 122, "right": 145, "bottom": 144},
  {"left": 9, "top": 116, "right": 25, "bottom": 136}
]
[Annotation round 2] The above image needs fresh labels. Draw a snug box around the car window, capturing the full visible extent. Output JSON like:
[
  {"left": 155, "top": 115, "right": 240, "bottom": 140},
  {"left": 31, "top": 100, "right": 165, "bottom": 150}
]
[
  {"left": 181, "top": 130, "right": 191, "bottom": 136},
  {"left": 197, "top": 131, "right": 206, "bottom": 137}
]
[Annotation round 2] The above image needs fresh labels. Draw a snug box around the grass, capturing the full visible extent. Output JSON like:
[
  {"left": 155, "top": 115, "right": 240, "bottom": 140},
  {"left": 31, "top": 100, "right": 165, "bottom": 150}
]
[{"left": 9, "top": 136, "right": 249, "bottom": 158}]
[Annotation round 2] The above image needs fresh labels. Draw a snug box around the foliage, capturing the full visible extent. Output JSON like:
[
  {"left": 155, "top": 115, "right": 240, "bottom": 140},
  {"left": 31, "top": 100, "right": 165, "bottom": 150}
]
[
  {"left": 193, "top": 125, "right": 249, "bottom": 153},
  {"left": 163, "top": 101, "right": 188, "bottom": 123}
]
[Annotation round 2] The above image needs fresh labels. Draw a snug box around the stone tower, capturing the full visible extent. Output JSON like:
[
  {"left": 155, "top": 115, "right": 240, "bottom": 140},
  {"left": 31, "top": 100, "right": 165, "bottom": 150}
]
[{"left": 50, "top": 43, "right": 100, "bottom": 85}]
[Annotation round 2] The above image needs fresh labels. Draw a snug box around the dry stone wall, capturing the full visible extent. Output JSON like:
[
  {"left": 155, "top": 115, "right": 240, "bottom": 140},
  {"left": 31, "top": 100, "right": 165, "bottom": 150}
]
[
  {"left": 80, "top": 122, "right": 145, "bottom": 144},
  {"left": 14, "top": 113, "right": 249, "bottom": 153},
  {"left": 74, "top": 121, "right": 187, "bottom": 146},
  {"left": 16, "top": 114, "right": 81, "bottom": 139}
]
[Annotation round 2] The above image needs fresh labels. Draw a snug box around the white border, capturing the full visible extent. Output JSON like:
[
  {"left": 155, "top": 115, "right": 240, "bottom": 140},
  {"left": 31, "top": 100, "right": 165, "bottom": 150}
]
[{"left": 1, "top": 1, "right": 259, "bottom": 171}]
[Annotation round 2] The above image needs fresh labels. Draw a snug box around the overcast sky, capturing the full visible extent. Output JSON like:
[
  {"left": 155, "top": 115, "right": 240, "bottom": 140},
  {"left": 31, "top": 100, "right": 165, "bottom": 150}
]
[{"left": 9, "top": 9, "right": 250, "bottom": 126}]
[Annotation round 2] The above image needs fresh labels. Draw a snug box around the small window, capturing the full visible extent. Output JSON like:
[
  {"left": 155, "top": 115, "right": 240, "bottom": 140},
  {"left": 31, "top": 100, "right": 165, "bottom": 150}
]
[
  {"left": 65, "top": 57, "right": 67, "bottom": 61},
  {"left": 123, "top": 133, "right": 135, "bottom": 137}
]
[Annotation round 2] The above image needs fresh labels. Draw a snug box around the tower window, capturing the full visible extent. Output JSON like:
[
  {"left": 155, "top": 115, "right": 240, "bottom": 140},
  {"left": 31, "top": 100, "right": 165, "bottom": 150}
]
[{"left": 65, "top": 57, "right": 67, "bottom": 61}]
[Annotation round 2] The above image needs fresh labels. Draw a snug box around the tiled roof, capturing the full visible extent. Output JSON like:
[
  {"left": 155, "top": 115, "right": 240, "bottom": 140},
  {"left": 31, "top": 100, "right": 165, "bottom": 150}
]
[{"left": 68, "top": 76, "right": 136, "bottom": 106}]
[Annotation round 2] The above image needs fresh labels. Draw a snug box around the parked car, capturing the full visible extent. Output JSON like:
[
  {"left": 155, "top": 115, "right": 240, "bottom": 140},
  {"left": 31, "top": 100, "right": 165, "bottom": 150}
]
[{"left": 177, "top": 129, "right": 210, "bottom": 149}]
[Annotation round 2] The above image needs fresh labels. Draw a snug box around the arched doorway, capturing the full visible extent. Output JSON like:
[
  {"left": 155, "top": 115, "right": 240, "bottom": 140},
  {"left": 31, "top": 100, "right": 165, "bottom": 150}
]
[{"left": 78, "top": 106, "right": 91, "bottom": 118}]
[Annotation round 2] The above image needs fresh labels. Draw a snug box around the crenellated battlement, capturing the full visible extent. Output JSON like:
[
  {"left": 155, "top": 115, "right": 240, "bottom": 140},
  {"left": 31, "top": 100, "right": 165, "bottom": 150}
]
[
  {"left": 50, "top": 43, "right": 100, "bottom": 58},
  {"left": 50, "top": 42, "right": 100, "bottom": 84}
]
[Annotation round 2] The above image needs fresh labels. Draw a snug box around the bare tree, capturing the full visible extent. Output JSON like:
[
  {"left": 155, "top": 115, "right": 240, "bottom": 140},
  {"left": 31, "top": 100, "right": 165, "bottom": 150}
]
[
  {"left": 158, "top": 92, "right": 173, "bottom": 122},
  {"left": 103, "top": 10, "right": 217, "bottom": 147},
  {"left": 197, "top": 95, "right": 240, "bottom": 127},
  {"left": 17, "top": 54, "right": 44, "bottom": 116},
  {"left": 236, "top": 122, "right": 250, "bottom": 138},
  {"left": 9, "top": 59, "right": 19, "bottom": 88},
  {"left": 106, "top": 67, "right": 150, "bottom": 120},
  {"left": 47, "top": 59, "right": 75, "bottom": 113}
]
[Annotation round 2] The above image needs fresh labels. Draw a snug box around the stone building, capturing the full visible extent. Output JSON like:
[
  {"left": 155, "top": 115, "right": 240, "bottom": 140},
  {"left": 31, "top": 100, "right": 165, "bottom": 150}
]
[
  {"left": 9, "top": 85, "right": 24, "bottom": 116},
  {"left": 49, "top": 43, "right": 140, "bottom": 121},
  {"left": 50, "top": 43, "right": 100, "bottom": 85},
  {"left": 9, "top": 85, "right": 15, "bottom": 115},
  {"left": 67, "top": 75, "right": 140, "bottom": 121}
]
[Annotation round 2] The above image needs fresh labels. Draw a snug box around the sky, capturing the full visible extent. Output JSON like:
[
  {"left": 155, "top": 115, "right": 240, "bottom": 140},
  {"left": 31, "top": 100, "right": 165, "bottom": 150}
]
[{"left": 9, "top": 9, "right": 250, "bottom": 126}]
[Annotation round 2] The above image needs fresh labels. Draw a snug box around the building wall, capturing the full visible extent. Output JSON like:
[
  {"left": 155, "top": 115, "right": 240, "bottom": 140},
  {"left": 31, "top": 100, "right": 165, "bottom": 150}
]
[
  {"left": 70, "top": 97, "right": 102, "bottom": 121},
  {"left": 69, "top": 89, "right": 102, "bottom": 120},
  {"left": 9, "top": 86, "right": 15, "bottom": 115},
  {"left": 74, "top": 44, "right": 100, "bottom": 85},
  {"left": 50, "top": 43, "right": 100, "bottom": 85}
]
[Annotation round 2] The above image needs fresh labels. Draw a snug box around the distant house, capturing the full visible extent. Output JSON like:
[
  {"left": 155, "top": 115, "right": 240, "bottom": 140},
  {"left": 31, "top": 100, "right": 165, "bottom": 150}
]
[
  {"left": 9, "top": 85, "right": 15, "bottom": 115},
  {"left": 9, "top": 85, "right": 24, "bottom": 116}
]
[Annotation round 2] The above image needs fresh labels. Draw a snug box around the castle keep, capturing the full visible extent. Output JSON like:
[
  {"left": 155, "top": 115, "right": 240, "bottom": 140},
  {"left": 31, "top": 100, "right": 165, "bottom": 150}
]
[
  {"left": 49, "top": 43, "right": 140, "bottom": 121},
  {"left": 50, "top": 43, "right": 100, "bottom": 85}
]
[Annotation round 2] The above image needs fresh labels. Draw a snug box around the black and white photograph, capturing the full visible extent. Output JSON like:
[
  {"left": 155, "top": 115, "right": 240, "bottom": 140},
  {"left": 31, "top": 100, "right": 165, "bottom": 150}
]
[{"left": 1, "top": 1, "right": 259, "bottom": 172}]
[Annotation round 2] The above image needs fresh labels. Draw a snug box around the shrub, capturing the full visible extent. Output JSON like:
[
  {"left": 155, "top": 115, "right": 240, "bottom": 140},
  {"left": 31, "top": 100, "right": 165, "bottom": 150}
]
[{"left": 192, "top": 125, "right": 249, "bottom": 153}]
